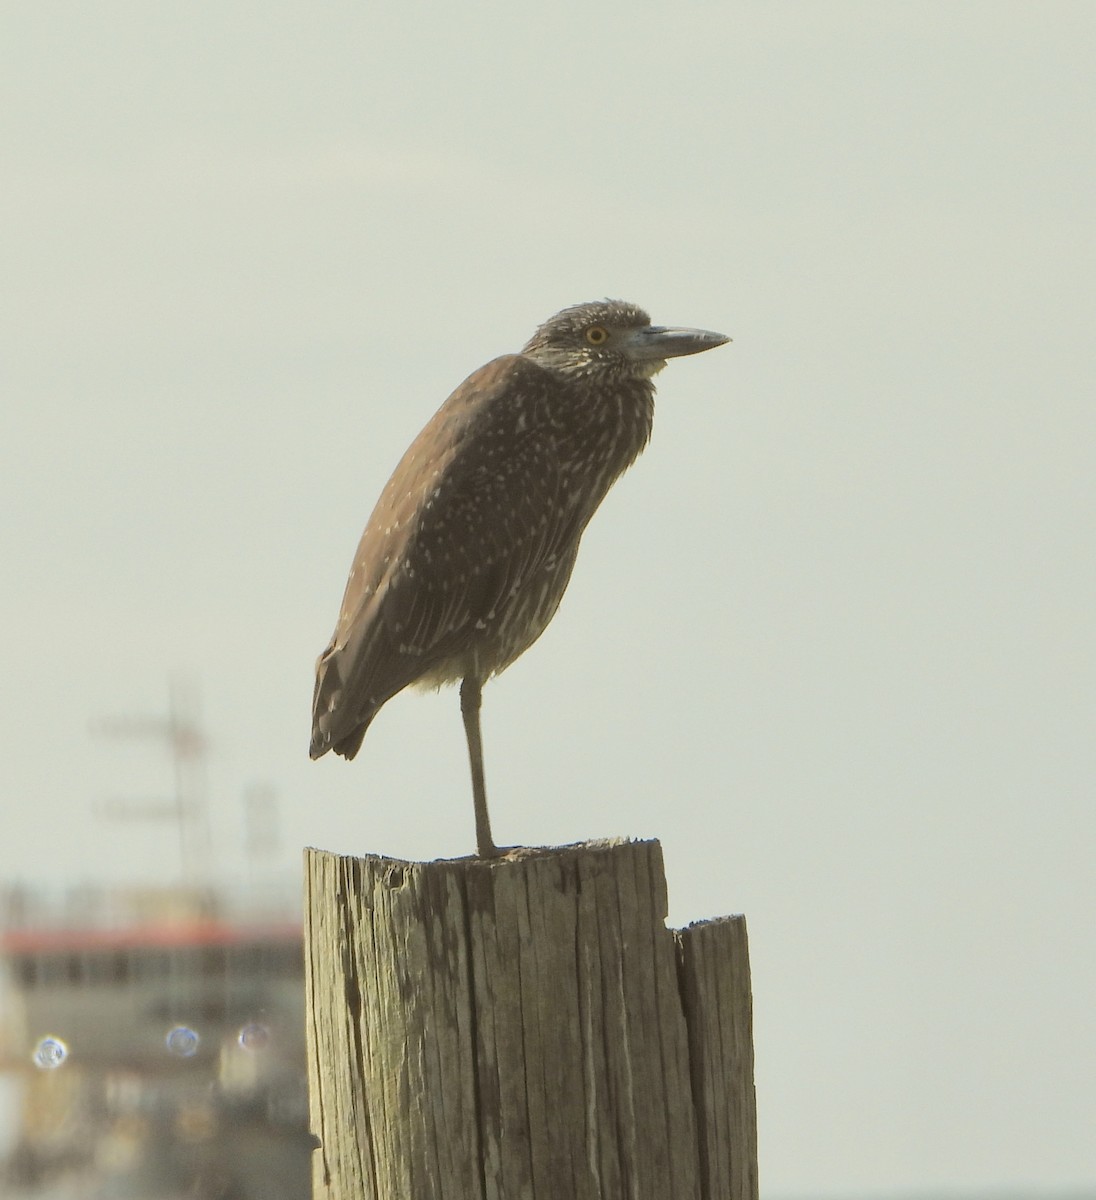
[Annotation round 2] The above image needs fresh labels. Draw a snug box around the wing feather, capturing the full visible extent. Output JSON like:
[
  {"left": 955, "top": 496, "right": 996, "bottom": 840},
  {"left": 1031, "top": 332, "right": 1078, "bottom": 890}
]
[{"left": 310, "top": 354, "right": 580, "bottom": 758}]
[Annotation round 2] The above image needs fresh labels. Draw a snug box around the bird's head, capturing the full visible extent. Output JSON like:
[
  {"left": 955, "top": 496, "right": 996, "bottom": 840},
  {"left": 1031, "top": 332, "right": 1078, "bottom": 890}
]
[{"left": 521, "top": 299, "right": 729, "bottom": 382}]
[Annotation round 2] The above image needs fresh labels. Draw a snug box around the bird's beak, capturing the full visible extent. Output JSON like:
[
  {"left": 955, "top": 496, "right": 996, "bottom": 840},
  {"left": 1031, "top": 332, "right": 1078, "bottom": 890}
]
[{"left": 623, "top": 324, "right": 731, "bottom": 361}]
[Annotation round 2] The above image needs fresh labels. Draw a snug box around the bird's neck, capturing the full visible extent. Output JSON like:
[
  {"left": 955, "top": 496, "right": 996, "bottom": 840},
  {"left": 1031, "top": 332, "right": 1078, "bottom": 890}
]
[{"left": 553, "top": 374, "right": 655, "bottom": 500}]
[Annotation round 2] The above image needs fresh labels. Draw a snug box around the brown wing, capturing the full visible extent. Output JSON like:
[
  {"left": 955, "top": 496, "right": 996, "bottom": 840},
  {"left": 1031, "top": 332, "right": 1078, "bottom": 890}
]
[{"left": 310, "top": 354, "right": 585, "bottom": 759}]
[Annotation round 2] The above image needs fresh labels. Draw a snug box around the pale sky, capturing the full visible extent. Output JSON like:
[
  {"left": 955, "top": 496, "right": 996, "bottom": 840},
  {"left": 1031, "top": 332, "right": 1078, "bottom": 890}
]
[{"left": 2, "top": 2, "right": 1094, "bottom": 1193}]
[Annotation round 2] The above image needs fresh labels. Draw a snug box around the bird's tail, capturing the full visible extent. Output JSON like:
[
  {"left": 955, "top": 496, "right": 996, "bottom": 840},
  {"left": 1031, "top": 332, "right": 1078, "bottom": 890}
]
[{"left": 310, "top": 646, "right": 372, "bottom": 760}]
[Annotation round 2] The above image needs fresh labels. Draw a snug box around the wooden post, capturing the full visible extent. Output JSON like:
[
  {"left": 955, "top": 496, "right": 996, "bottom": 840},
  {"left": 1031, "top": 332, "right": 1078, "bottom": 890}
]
[{"left": 304, "top": 838, "right": 757, "bottom": 1200}]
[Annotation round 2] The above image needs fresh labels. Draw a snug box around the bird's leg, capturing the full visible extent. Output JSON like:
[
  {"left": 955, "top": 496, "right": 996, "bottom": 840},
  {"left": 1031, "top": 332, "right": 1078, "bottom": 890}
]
[{"left": 460, "top": 676, "right": 499, "bottom": 858}]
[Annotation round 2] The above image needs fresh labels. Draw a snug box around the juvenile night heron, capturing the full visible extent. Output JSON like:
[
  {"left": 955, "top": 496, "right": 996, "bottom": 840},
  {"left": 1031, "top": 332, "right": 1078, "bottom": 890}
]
[{"left": 311, "top": 299, "right": 729, "bottom": 857}]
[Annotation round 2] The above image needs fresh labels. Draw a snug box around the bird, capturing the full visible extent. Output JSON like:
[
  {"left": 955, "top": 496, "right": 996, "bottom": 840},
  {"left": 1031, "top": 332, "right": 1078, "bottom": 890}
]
[{"left": 310, "top": 299, "right": 729, "bottom": 857}]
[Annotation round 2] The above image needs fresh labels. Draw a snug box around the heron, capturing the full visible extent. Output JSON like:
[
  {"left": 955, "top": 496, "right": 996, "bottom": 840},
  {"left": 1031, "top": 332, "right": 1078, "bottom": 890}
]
[{"left": 310, "top": 299, "right": 729, "bottom": 857}]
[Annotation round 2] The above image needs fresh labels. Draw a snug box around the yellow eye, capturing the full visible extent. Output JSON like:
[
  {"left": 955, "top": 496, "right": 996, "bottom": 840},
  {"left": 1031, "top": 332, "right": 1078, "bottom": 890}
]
[{"left": 585, "top": 325, "right": 609, "bottom": 346}]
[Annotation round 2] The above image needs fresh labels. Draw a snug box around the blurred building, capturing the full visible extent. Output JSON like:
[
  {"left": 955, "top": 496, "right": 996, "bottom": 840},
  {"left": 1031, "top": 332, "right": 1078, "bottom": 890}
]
[{"left": 0, "top": 883, "right": 311, "bottom": 1199}]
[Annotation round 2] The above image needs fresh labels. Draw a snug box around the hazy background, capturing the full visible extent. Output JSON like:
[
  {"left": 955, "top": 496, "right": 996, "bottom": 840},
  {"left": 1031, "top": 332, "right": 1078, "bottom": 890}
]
[{"left": 2, "top": 1, "right": 1093, "bottom": 1193}]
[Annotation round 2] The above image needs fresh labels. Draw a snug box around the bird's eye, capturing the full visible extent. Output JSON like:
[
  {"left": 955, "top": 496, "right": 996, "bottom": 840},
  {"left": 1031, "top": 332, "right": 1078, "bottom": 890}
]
[{"left": 585, "top": 326, "right": 609, "bottom": 346}]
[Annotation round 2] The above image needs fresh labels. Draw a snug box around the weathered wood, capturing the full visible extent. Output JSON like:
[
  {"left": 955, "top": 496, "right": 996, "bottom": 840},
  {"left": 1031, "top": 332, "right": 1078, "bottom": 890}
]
[
  {"left": 675, "top": 917, "right": 758, "bottom": 1200},
  {"left": 304, "top": 838, "right": 757, "bottom": 1200}
]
